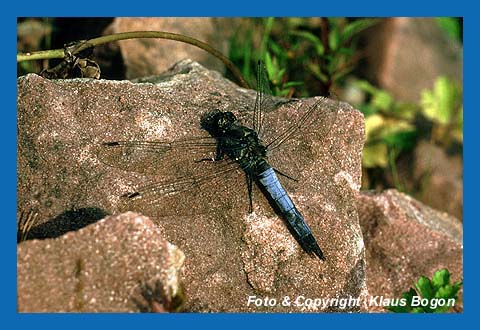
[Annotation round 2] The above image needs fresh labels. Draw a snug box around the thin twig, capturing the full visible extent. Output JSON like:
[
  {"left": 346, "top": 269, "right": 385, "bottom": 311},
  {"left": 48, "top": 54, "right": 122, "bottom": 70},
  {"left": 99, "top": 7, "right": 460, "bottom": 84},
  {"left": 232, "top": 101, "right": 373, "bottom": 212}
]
[{"left": 17, "top": 31, "right": 250, "bottom": 89}]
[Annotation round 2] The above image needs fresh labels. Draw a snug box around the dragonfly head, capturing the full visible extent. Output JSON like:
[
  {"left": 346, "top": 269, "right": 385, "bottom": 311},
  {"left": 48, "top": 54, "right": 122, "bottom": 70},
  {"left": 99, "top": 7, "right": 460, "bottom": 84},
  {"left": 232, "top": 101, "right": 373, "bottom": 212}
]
[{"left": 200, "top": 110, "right": 237, "bottom": 136}]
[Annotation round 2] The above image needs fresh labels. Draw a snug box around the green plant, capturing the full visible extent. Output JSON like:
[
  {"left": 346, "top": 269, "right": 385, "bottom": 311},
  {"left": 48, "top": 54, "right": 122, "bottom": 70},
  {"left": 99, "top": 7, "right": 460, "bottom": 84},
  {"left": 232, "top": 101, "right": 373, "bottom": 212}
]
[
  {"left": 436, "top": 17, "right": 462, "bottom": 43},
  {"left": 229, "top": 18, "right": 381, "bottom": 98},
  {"left": 386, "top": 269, "right": 462, "bottom": 313},
  {"left": 263, "top": 51, "right": 303, "bottom": 97},
  {"left": 354, "top": 79, "right": 417, "bottom": 190},
  {"left": 420, "top": 76, "right": 463, "bottom": 147},
  {"left": 292, "top": 18, "right": 380, "bottom": 94},
  {"left": 354, "top": 74, "right": 462, "bottom": 191}
]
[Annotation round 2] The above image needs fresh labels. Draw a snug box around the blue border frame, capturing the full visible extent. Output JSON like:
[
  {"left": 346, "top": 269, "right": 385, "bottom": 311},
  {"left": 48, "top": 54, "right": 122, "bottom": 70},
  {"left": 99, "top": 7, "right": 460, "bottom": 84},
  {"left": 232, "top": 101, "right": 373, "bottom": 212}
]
[{"left": 7, "top": 1, "right": 473, "bottom": 328}]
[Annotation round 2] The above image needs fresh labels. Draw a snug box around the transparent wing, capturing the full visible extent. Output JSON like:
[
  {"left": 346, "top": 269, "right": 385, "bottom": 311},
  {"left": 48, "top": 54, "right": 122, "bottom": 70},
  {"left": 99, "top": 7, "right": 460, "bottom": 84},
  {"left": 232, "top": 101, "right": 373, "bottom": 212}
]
[
  {"left": 253, "top": 60, "right": 276, "bottom": 138},
  {"left": 115, "top": 156, "right": 244, "bottom": 217},
  {"left": 266, "top": 96, "right": 338, "bottom": 153},
  {"left": 97, "top": 136, "right": 219, "bottom": 175},
  {"left": 121, "top": 159, "right": 239, "bottom": 202},
  {"left": 258, "top": 96, "right": 339, "bottom": 186},
  {"left": 98, "top": 135, "right": 249, "bottom": 215}
]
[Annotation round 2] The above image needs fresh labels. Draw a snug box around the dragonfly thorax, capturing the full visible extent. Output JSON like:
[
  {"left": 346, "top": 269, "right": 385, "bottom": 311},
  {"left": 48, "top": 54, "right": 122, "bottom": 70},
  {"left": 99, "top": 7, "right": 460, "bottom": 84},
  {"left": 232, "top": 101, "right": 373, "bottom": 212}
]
[
  {"left": 201, "top": 110, "right": 269, "bottom": 174},
  {"left": 227, "top": 126, "right": 268, "bottom": 174}
]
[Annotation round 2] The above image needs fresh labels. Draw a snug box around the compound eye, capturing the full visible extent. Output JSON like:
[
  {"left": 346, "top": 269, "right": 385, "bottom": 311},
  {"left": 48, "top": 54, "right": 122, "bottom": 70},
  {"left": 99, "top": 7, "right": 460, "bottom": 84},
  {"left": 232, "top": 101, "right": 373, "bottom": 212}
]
[
  {"left": 219, "top": 118, "right": 231, "bottom": 132},
  {"left": 220, "top": 114, "right": 235, "bottom": 129},
  {"left": 227, "top": 112, "right": 236, "bottom": 123}
]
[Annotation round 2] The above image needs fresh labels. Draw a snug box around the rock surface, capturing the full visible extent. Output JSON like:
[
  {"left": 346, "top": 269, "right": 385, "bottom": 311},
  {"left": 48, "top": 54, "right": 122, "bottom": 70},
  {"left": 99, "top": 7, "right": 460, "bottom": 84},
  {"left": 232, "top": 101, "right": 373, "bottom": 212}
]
[
  {"left": 101, "top": 18, "right": 238, "bottom": 79},
  {"left": 17, "top": 212, "right": 185, "bottom": 312},
  {"left": 413, "top": 140, "right": 463, "bottom": 221},
  {"left": 17, "top": 60, "right": 366, "bottom": 312},
  {"left": 356, "top": 189, "right": 463, "bottom": 312}
]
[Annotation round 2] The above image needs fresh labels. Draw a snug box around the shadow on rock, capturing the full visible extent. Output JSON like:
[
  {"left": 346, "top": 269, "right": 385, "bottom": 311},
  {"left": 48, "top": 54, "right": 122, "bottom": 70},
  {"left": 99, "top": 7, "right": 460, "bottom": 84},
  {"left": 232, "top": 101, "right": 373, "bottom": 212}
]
[{"left": 19, "top": 207, "right": 109, "bottom": 241}]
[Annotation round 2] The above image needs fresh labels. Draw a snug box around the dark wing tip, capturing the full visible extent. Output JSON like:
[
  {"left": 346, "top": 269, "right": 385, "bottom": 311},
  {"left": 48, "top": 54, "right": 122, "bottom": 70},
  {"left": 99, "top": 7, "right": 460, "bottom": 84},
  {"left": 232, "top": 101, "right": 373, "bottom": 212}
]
[
  {"left": 102, "top": 141, "right": 120, "bottom": 147},
  {"left": 122, "top": 191, "right": 140, "bottom": 199}
]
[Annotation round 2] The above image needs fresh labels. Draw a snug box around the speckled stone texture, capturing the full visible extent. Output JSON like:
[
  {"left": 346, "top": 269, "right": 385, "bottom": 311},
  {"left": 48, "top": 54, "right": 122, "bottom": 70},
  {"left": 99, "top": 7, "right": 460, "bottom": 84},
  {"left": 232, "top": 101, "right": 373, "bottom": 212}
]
[
  {"left": 17, "top": 212, "right": 185, "bottom": 312},
  {"left": 17, "top": 60, "right": 366, "bottom": 312},
  {"left": 356, "top": 189, "right": 463, "bottom": 312}
]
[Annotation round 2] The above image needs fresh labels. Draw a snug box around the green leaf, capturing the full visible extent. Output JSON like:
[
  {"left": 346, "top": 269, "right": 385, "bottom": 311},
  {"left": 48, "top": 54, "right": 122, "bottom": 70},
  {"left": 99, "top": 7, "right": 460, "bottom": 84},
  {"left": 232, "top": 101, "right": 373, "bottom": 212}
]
[
  {"left": 336, "top": 46, "right": 355, "bottom": 56},
  {"left": 372, "top": 90, "right": 394, "bottom": 111},
  {"left": 272, "top": 68, "right": 285, "bottom": 85},
  {"left": 436, "top": 17, "right": 462, "bottom": 42},
  {"left": 328, "top": 26, "right": 340, "bottom": 51},
  {"left": 290, "top": 30, "right": 325, "bottom": 55},
  {"left": 306, "top": 61, "right": 328, "bottom": 83},
  {"left": 355, "top": 79, "right": 377, "bottom": 95},
  {"left": 341, "top": 18, "right": 381, "bottom": 43},
  {"left": 432, "top": 269, "right": 451, "bottom": 290},
  {"left": 386, "top": 305, "right": 408, "bottom": 313},
  {"left": 404, "top": 288, "right": 418, "bottom": 303},
  {"left": 436, "top": 280, "right": 462, "bottom": 300},
  {"left": 260, "top": 17, "right": 275, "bottom": 56},
  {"left": 386, "top": 270, "right": 462, "bottom": 313},
  {"left": 386, "top": 303, "right": 410, "bottom": 313},
  {"left": 264, "top": 52, "right": 274, "bottom": 79},
  {"left": 383, "top": 130, "right": 416, "bottom": 151},
  {"left": 420, "top": 76, "right": 460, "bottom": 125},
  {"left": 269, "top": 39, "right": 286, "bottom": 58},
  {"left": 452, "top": 281, "right": 463, "bottom": 297},
  {"left": 354, "top": 79, "right": 395, "bottom": 112},
  {"left": 364, "top": 111, "right": 415, "bottom": 155},
  {"left": 358, "top": 104, "right": 377, "bottom": 116},
  {"left": 387, "top": 287, "right": 417, "bottom": 313},
  {"left": 278, "top": 88, "right": 291, "bottom": 97},
  {"left": 326, "top": 55, "right": 341, "bottom": 75},
  {"left": 412, "top": 307, "right": 426, "bottom": 313},
  {"left": 436, "top": 285, "right": 455, "bottom": 299},
  {"left": 453, "top": 105, "right": 463, "bottom": 142},
  {"left": 282, "top": 81, "right": 303, "bottom": 88},
  {"left": 415, "top": 276, "right": 434, "bottom": 300},
  {"left": 433, "top": 305, "right": 452, "bottom": 313},
  {"left": 364, "top": 113, "right": 385, "bottom": 139},
  {"left": 331, "top": 66, "right": 356, "bottom": 85},
  {"left": 394, "top": 102, "right": 419, "bottom": 121},
  {"left": 286, "top": 17, "right": 304, "bottom": 29},
  {"left": 363, "top": 143, "right": 388, "bottom": 168}
]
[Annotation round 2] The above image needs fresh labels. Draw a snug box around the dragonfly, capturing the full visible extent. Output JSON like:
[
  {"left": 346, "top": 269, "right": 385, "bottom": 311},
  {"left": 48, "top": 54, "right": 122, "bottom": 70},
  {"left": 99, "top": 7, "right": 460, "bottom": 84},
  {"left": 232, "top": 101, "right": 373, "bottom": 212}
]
[{"left": 100, "top": 61, "right": 337, "bottom": 261}]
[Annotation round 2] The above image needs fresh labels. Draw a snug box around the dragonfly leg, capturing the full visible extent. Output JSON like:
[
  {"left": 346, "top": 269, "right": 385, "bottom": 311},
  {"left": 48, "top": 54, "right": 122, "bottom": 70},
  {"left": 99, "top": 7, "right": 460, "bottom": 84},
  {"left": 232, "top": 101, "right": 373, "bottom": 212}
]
[
  {"left": 273, "top": 167, "right": 298, "bottom": 182},
  {"left": 194, "top": 157, "right": 216, "bottom": 163},
  {"left": 246, "top": 173, "right": 254, "bottom": 213}
]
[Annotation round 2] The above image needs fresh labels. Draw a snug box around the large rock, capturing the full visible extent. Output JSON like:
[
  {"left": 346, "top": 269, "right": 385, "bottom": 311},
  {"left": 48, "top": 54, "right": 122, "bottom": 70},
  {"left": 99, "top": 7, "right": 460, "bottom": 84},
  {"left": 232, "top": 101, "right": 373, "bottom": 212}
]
[
  {"left": 17, "top": 212, "right": 185, "bottom": 312},
  {"left": 17, "top": 60, "right": 366, "bottom": 312},
  {"left": 356, "top": 189, "right": 463, "bottom": 312}
]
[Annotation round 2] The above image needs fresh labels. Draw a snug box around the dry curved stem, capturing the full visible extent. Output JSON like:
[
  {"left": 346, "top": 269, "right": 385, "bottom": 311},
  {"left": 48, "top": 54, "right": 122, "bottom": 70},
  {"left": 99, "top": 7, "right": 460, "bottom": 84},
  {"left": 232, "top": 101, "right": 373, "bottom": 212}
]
[
  {"left": 17, "top": 209, "right": 39, "bottom": 242},
  {"left": 17, "top": 31, "right": 250, "bottom": 89}
]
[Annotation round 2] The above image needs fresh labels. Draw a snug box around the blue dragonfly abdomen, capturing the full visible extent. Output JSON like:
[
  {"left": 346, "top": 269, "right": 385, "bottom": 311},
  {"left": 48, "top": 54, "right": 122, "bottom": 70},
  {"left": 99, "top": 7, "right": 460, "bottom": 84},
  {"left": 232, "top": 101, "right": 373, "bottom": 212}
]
[{"left": 257, "top": 167, "right": 325, "bottom": 260}]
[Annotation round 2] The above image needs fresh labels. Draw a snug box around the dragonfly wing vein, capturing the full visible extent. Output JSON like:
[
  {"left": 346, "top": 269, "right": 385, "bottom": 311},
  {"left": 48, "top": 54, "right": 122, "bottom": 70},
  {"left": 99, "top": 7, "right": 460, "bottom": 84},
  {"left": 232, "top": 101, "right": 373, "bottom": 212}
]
[
  {"left": 266, "top": 97, "right": 337, "bottom": 152},
  {"left": 122, "top": 159, "right": 239, "bottom": 203}
]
